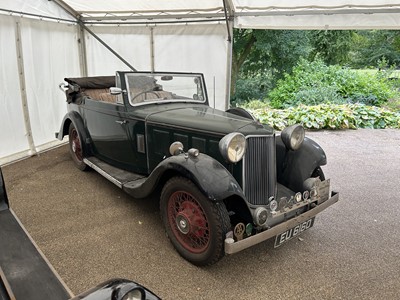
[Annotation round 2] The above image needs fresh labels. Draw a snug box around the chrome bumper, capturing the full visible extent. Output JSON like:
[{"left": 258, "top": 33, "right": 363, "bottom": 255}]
[{"left": 224, "top": 192, "right": 339, "bottom": 254}]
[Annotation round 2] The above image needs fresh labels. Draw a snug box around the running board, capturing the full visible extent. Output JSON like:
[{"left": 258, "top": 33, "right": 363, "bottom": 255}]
[{"left": 83, "top": 157, "right": 146, "bottom": 190}]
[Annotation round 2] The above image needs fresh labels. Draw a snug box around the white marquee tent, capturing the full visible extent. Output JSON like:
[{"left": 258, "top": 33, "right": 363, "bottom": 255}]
[{"left": 1, "top": 0, "right": 399, "bottom": 164}]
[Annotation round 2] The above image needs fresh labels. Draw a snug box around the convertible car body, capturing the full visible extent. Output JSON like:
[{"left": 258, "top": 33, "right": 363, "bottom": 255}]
[{"left": 57, "top": 71, "right": 339, "bottom": 266}]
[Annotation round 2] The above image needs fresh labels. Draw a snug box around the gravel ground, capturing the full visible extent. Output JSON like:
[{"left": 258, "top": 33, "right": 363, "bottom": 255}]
[{"left": 2, "top": 129, "right": 400, "bottom": 300}]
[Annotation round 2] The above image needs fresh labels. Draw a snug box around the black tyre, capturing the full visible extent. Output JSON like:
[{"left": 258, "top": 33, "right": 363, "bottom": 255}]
[
  {"left": 68, "top": 123, "right": 88, "bottom": 171},
  {"left": 160, "top": 177, "right": 231, "bottom": 266},
  {"left": 311, "top": 167, "right": 325, "bottom": 181}
]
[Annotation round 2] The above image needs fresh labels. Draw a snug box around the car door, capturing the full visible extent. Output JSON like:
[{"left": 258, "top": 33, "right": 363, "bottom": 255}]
[{"left": 84, "top": 98, "right": 137, "bottom": 169}]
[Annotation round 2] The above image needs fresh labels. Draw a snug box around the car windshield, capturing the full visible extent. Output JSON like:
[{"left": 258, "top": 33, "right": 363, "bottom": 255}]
[{"left": 125, "top": 73, "right": 206, "bottom": 106}]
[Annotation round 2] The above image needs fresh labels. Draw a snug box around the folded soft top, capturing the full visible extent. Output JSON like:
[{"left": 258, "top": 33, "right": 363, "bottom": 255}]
[{"left": 65, "top": 76, "right": 115, "bottom": 89}]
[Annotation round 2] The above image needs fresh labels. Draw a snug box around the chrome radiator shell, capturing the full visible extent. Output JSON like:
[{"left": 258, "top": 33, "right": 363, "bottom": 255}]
[{"left": 242, "top": 135, "right": 277, "bottom": 206}]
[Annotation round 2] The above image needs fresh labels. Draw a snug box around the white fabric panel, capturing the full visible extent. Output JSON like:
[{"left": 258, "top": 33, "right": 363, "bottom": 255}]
[
  {"left": 233, "top": 0, "right": 400, "bottom": 8},
  {"left": 86, "top": 24, "right": 228, "bottom": 109},
  {"left": 0, "top": 16, "right": 29, "bottom": 160},
  {"left": 153, "top": 24, "right": 228, "bottom": 110},
  {"left": 64, "top": 0, "right": 222, "bottom": 13},
  {"left": 0, "top": 0, "right": 74, "bottom": 21},
  {"left": 85, "top": 26, "right": 151, "bottom": 75},
  {"left": 235, "top": 13, "right": 400, "bottom": 30},
  {"left": 19, "top": 18, "right": 80, "bottom": 148},
  {"left": 234, "top": 0, "right": 400, "bottom": 29}
]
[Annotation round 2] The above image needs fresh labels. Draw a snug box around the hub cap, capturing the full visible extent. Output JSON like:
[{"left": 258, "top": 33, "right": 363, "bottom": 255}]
[{"left": 167, "top": 191, "right": 210, "bottom": 253}]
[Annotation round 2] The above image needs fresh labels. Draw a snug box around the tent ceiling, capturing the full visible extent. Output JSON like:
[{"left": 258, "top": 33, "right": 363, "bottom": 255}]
[
  {"left": 1, "top": 0, "right": 400, "bottom": 28},
  {"left": 58, "top": 0, "right": 228, "bottom": 25},
  {"left": 58, "top": 0, "right": 400, "bottom": 29}
]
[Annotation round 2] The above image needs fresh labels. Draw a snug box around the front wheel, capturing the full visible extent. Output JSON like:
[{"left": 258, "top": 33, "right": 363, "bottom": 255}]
[
  {"left": 68, "top": 123, "right": 88, "bottom": 171},
  {"left": 160, "top": 177, "right": 231, "bottom": 266}
]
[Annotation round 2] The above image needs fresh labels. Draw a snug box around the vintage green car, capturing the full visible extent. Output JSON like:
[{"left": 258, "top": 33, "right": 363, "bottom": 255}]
[{"left": 57, "top": 71, "right": 339, "bottom": 266}]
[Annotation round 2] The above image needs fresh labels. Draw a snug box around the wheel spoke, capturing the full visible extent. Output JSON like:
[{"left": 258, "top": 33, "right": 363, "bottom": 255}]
[
  {"left": 167, "top": 190, "right": 210, "bottom": 253},
  {"left": 71, "top": 129, "right": 83, "bottom": 161}
]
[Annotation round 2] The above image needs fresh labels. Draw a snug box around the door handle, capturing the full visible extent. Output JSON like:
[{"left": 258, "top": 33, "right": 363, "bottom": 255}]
[{"left": 115, "top": 120, "right": 127, "bottom": 125}]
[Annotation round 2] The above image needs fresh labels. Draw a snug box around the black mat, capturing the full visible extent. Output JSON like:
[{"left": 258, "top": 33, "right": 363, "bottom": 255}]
[{"left": 0, "top": 210, "right": 71, "bottom": 300}]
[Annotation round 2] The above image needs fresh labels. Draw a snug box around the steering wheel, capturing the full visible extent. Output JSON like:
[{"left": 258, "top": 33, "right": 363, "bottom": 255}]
[{"left": 131, "top": 90, "right": 160, "bottom": 102}]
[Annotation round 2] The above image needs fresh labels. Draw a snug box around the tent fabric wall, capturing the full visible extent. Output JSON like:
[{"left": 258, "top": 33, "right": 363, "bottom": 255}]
[
  {"left": 0, "top": 17, "right": 28, "bottom": 161},
  {"left": 84, "top": 24, "right": 228, "bottom": 110},
  {"left": 85, "top": 26, "right": 152, "bottom": 74},
  {"left": 0, "top": 15, "right": 80, "bottom": 165},
  {"left": 153, "top": 24, "right": 228, "bottom": 110},
  {"left": 20, "top": 19, "right": 81, "bottom": 147}
]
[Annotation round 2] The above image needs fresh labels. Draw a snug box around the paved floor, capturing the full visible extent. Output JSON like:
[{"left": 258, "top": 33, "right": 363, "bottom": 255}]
[{"left": 2, "top": 129, "right": 400, "bottom": 300}]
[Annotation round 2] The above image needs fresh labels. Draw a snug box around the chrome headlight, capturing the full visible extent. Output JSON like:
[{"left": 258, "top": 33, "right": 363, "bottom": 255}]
[
  {"left": 281, "top": 124, "right": 305, "bottom": 151},
  {"left": 219, "top": 132, "right": 246, "bottom": 163}
]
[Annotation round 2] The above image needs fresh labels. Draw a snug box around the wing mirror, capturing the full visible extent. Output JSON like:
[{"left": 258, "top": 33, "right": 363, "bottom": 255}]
[{"left": 109, "top": 87, "right": 126, "bottom": 95}]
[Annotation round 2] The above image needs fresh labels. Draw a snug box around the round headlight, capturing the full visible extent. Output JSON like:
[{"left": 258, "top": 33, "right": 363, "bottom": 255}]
[
  {"left": 254, "top": 207, "right": 268, "bottom": 226},
  {"left": 281, "top": 124, "right": 305, "bottom": 151},
  {"left": 219, "top": 132, "right": 246, "bottom": 163}
]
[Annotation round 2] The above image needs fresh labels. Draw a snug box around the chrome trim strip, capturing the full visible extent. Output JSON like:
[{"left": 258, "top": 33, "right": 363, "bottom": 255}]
[
  {"left": 83, "top": 158, "right": 122, "bottom": 188},
  {"left": 225, "top": 192, "right": 339, "bottom": 254}
]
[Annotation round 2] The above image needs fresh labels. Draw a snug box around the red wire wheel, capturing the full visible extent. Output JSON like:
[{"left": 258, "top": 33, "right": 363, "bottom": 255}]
[
  {"left": 167, "top": 190, "right": 210, "bottom": 253},
  {"left": 160, "top": 177, "right": 231, "bottom": 266},
  {"left": 68, "top": 123, "right": 88, "bottom": 171}
]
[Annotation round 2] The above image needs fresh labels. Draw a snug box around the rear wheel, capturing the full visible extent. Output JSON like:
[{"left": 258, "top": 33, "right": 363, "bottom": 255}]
[
  {"left": 68, "top": 123, "right": 88, "bottom": 171},
  {"left": 160, "top": 177, "right": 231, "bottom": 266}
]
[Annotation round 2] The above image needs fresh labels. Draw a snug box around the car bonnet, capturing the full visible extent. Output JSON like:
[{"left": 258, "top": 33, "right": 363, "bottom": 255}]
[{"left": 144, "top": 105, "right": 271, "bottom": 136}]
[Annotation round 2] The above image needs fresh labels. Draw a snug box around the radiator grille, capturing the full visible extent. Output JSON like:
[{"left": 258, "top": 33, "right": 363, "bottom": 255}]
[{"left": 243, "top": 135, "right": 276, "bottom": 205}]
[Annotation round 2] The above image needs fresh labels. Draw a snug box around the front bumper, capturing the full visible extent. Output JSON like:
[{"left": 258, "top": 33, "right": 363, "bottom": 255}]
[{"left": 224, "top": 191, "right": 339, "bottom": 254}]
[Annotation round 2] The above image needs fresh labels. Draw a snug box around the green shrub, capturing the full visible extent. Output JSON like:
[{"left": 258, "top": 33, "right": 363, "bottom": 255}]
[
  {"left": 231, "top": 74, "right": 273, "bottom": 106},
  {"left": 268, "top": 59, "right": 399, "bottom": 108},
  {"left": 241, "top": 102, "right": 400, "bottom": 130},
  {"left": 291, "top": 86, "right": 344, "bottom": 106}
]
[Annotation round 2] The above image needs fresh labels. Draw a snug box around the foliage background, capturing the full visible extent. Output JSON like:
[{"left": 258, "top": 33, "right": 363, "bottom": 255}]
[{"left": 231, "top": 29, "right": 400, "bottom": 130}]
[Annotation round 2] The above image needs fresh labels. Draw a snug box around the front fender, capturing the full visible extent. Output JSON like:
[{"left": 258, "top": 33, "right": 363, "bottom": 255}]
[
  {"left": 277, "top": 136, "right": 327, "bottom": 192},
  {"left": 123, "top": 153, "right": 246, "bottom": 202}
]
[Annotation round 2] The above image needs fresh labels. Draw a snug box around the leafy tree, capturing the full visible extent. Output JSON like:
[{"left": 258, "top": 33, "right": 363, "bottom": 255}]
[
  {"left": 231, "top": 29, "right": 311, "bottom": 97},
  {"left": 351, "top": 30, "right": 400, "bottom": 68},
  {"left": 309, "top": 30, "right": 355, "bottom": 65}
]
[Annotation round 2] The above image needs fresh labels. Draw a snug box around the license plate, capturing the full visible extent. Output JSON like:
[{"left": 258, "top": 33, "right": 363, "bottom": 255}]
[{"left": 274, "top": 217, "right": 316, "bottom": 248}]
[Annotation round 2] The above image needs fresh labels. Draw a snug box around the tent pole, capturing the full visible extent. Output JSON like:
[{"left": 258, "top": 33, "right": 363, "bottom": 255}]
[
  {"left": 150, "top": 27, "right": 155, "bottom": 72},
  {"left": 222, "top": 0, "right": 232, "bottom": 42},
  {"left": 77, "top": 26, "right": 88, "bottom": 76},
  {"left": 52, "top": 0, "right": 137, "bottom": 71},
  {"left": 15, "top": 20, "right": 37, "bottom": 156},
  {"left": 223, "top": 0, "right": 234, "bottom": 109},
  {"left": 224, "top": 21, "right": 234, "bottom": 110},
  {"left": 79, "top": 23, "right": 137, "bottom": 71}
]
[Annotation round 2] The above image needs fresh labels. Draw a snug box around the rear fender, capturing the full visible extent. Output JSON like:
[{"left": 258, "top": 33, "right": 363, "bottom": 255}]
[
  {"left": 56, "top": 111, "right": 92, "bottom": 156},
  {"left": 277, "top": 136, "right": 327, "bottom": 192}
]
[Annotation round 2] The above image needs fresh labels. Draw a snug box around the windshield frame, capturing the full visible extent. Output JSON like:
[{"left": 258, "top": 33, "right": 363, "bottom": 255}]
[{"left": 122, "top": 72, "right": 208, "bottom": 107}]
